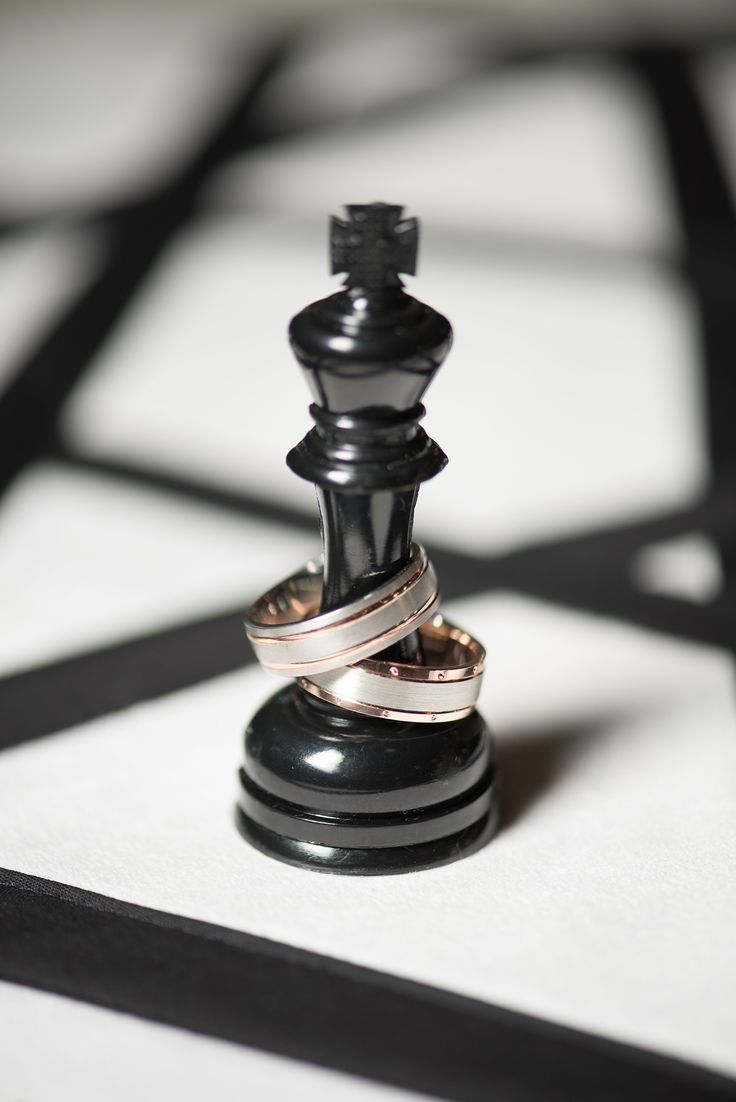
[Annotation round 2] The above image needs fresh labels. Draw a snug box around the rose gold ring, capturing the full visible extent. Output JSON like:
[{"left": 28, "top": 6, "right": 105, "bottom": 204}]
[
  {"left": 297, "top": 614, "right": 485, "bottom": 723},
  {"left": 245, "top": 543, "right": 440, "bottom": 676}
]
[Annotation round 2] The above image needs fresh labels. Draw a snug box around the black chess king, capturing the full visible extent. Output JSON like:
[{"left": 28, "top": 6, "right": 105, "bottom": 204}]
[{"left": 238, "top": 203, "right": 499, "bottom": 874}]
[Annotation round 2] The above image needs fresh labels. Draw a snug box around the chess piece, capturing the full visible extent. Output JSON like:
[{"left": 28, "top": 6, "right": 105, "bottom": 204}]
[{"left": 238, "top": 204, "right": 499, "bottom": 874}]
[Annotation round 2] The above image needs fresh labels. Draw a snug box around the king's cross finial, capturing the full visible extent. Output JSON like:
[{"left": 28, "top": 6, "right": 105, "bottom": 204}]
[{"left": 330, "top": 203, "right": 418, "bottom": 289}]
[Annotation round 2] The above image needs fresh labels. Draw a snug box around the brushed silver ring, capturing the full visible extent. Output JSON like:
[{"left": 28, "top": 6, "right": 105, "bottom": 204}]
[
  {"left": 298, "top": 614, "right": 485, "bottom": 723},
  {"left": 245, "top": 543, "right": 440, "bottom": 676}
]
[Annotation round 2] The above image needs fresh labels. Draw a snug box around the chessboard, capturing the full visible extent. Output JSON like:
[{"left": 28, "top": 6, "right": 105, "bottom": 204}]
[{"left": 1, "top": 4, "right": 735, "bottom": 1100}]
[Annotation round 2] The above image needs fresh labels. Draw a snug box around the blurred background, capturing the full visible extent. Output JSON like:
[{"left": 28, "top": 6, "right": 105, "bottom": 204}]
[{"left": 1, "top": 0, "right": 735, "bottom": 687}]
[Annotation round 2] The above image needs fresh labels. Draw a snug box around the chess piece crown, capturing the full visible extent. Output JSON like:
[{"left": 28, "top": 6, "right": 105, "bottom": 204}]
[{"left": 238, "top": 203, "right": 499, "bottom": 874}]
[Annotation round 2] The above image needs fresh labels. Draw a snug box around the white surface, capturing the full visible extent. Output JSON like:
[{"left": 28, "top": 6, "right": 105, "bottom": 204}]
[
  {"left": 0, "top": 594, "right": 734, "bottom": 1077},
  {"left": 252, "top": 10, "right": 509, "bottom": 132},
  {"left": 0, "top": 3, "right": 257, "bottom": 214},
  {"left": 0, "top": 230, "right": 98, "bottom": 394},
  {"left": 0, "top": 981, "right": 423, "bottom": 1102},
  {"left": 211, "top": 61, "right": 676, "bottom": 254},
  {"left": 633, "top": 532, "right": 724, "bottom": 604},
  {"left": 61, "top": 212, "right": 705, "bottom": 554},
  {"left": 0, "top": 462, "right": 317, "bottom": 676}
]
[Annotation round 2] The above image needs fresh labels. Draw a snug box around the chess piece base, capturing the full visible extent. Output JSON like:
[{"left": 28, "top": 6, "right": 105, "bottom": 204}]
[
  {"left": 236, "top": 805, "right": 499, "bottom": 875},
  {"left": 237, "top": 684, "right": 500, "bottom": 875}
]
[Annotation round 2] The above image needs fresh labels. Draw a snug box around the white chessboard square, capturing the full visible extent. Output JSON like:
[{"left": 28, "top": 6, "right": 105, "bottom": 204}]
[
  {"left": 0, "top": 2, "right": 262, "bottom": 215},
  {"left": 0, "top": 461, "right": 317, "bottom": 677}
]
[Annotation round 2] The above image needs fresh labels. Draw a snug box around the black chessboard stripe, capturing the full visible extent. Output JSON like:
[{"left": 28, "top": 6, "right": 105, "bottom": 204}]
[
  {"left": 0, "top": 471, "right": 732, "bottom": 750},
  {"left": 1, "top": 868, "right": 734, "bottom": 1102},
  {"left": 628, "top": 49, "right": 736, "bottom": 585},
  {"left": 630, "top": 49, "right": 736, "bottom": 473},
  {"left": 0, "top": 607, "right": 253, "bottom": 751},
  {"left": 53, "top": 447, "right": 320, "bottom": 535}
]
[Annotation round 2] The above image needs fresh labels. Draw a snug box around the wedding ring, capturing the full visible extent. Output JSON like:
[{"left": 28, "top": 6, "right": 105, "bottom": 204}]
[
  {"left": 245, "top": 543, "right": 439, "bottom": 676},
  {"left": 297, "top": 614, "right": 485, "bottom": 723}
]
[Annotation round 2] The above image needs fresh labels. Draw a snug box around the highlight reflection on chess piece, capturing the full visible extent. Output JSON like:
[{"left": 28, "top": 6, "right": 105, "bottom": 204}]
[{"left": 238, "top": 203, "right": 499, "bottom": 874}]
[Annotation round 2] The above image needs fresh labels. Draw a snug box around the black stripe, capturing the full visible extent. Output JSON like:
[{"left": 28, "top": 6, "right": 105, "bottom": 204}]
[
  {"left": 52, "top": 447, "right": 736, "bottom": 652},
  {"left": 1, "top": 474, "right": 732, "bottom": 750},
  {"left": 628, "top": 49, "right": 736, "bottom": 587},
  {"left": 1, "top": 869, "right": 733, "bottom": 1102},
  {"left": 0, "top": 607, "right": 253, "bottom": 751},
  {"left": 629, "top": 48, "right": 736, "bottom": 472},
  {"left": 0, "top": 33, "right": 294, "bottom": 497},
  {"left": 53, "top": 447, "right": 320, "bottom": 535}
]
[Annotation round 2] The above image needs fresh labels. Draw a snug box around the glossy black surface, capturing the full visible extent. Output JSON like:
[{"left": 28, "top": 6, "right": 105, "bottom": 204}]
[
  {"left": 288, "top": 287, "right": 452, "bottom": 416},
  {"left": 240, "top": 204, "right": 499, "bottom": 872},
  {"left": 236, "top": 805, "right": 499, "bottom": 876},
  {"left": 239, "top": 770, "right": 494, "bottom": 849},
  {"left": 245, "top": 685, "right": 492, "bottom": 815},
  {"left": 316, "top": 486, "right": 419, "bottom": 613},
  {"left": 239, "top": 683, "right": 496, "bottom": 872}
]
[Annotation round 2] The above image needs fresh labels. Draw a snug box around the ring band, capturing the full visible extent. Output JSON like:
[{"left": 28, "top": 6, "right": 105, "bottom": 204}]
[
  {"left": 298, "top": 615, "right": 485, "bottom": 723},
  {"left": 245, "top": 543, "right": 440, "bottom": 676}
]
